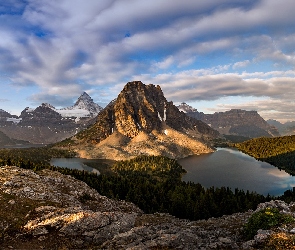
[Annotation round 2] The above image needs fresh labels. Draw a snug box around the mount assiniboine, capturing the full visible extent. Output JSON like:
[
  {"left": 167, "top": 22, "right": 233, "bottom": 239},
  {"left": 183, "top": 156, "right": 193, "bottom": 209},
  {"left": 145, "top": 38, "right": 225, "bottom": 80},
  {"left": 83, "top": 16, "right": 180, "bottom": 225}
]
[
  {"left": 63, "top": 81, "right": 219, "bottom": 160},
  {"left": 0, "top": 92, "right": 102, "bottom": 145}
]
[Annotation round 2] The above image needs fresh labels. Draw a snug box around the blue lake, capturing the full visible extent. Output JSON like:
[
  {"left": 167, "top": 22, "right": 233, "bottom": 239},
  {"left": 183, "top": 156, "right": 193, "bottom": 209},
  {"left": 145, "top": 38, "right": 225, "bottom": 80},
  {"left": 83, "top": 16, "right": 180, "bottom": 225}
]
[
  {"left": 50, "top": 147, "right": 295, "bottom": 196},
  {"left": 178, "top": 147, "right": 295, "bottom": 196},
  {"left": 50, "top": 158, "right": 100, "bottom": 174}
]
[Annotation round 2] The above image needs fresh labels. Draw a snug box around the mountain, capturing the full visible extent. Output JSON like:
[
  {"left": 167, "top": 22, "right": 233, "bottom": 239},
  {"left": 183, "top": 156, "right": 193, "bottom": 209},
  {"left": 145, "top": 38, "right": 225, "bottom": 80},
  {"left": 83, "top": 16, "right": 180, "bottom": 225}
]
[
  {"left": 64, "top": 81, "right": 219, "bottom": 160},
  {"left": 58, "top": 92, "right": 103, "bottom": 119},
  {"left": 177, "top": 103, "right": 280, "bottom": 139},
  {"left": 0, "top": 109, "right": 21, "bottom": 126},
  {"left": 0, "top": 130, "right": 30, "bottom": 146},
  {"left": 267, "top": 119, "right": 295, "bottom": 135},
  {"left": 0, "top": 93, "right": 102, "bottom": 144}
]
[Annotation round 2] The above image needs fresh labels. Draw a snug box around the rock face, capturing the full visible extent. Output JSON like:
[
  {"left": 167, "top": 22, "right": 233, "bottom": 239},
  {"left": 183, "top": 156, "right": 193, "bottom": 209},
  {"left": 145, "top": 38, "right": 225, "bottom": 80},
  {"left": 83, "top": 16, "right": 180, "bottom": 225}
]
[
  {"left": 2, "top": 165, "right": 295, "bottom": 249},
  {"left": 0, "top": 93, "right": 102, "bottom": 144},
  {"left": 73, "top": 81, "right": 219, "bottom": 160},
  {"left": 63, "top": 91, "right": 103, "bottom": 116},
  {"left": 0, "top": 109, "right": 21, "bottom": 126},
  {"left": 268, "top": 119, "right": 295, "bottom": 136},
  {"left": 177, "top": 103, "right": 280, "bottom": 138}
]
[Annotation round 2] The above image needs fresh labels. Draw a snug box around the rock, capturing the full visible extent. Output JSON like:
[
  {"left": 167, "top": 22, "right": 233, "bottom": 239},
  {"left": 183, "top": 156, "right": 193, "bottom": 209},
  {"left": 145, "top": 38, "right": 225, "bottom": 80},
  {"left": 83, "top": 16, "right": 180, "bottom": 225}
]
[
  {"left": 32, "top": 226, "right": 48, "bottom": 236},
  {"left": 8, "top": 199, "right": 15, "bottom": 205},
  {"left": 73, "top": 81, "right": 219, "bottom": 160},
  {"left": 178, "top": 103, "right": 280, "bottom": 138},
  {"left": 242, "top": 240, "right": 255, "bottom": 249},
  {"left": 219, "top": 237, "right": 232, "bottom": 244},
  {"left": 254, "top": 229, "right": 273, "bottom": 243},
  {"left": 2, "top": 165, "right": 295, "bottom": 249}
]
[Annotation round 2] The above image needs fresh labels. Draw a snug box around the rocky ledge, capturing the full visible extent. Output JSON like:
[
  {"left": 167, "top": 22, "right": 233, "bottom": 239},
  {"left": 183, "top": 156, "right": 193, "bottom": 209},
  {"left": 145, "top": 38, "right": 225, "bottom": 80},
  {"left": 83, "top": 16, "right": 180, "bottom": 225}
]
[{"left": 1, "top": 166, "right": 295, "bottom": 249}]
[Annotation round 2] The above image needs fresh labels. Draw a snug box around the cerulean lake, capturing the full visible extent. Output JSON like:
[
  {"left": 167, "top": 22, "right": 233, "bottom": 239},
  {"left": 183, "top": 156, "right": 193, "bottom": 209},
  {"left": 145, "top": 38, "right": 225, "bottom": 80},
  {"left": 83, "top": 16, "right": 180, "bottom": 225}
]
[{"left": 179, "top": 147, "right": 295, "bottom": 196}]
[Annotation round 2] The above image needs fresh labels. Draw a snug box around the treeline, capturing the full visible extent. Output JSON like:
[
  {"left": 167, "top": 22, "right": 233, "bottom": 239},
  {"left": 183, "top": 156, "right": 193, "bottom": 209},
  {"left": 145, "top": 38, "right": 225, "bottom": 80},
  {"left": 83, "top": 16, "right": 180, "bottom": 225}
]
[
  {"left": 3, "top": 148, "right": 295, "bottom": 221},
  {"left": 43, "top": 163, "right": 269, "bottom": 220},
  {"left": 111, "top": 155, "right": 186, "bottom": 180},
  {"left": 0, "top": 147, "right": 74, "bottom": 170},
  {"left": 235, "top": 135, "right": 295, "bottom": 175}
]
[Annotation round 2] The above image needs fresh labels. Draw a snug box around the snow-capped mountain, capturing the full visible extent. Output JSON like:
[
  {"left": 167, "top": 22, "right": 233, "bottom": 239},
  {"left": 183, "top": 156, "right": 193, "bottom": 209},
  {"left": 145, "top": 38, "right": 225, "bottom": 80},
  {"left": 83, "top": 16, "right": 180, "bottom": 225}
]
[
  {"left": 0, "top": 92, "right": 103, "bottom": 144},
  {"left": 58, "top": 92, "right": 103, "bottom": 118},
  {"left": 177, "top": 102, "right": 199, "bottom": 113}
]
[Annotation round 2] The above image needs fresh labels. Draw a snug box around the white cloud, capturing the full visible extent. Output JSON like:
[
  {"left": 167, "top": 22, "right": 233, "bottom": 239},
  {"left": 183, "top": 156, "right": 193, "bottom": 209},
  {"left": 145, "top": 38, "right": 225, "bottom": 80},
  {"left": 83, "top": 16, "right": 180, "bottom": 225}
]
[
  {"left": 0, "top": 0, "right": 295, "bottom": 121},
  {"left": 233, "top": 60, "right": 250, "bottom": 69}
]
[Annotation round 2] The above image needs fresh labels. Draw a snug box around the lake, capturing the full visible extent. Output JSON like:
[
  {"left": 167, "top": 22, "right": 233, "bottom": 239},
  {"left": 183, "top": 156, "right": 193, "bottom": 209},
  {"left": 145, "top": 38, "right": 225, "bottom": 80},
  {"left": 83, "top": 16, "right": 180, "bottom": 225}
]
[
  {"left": 50, "top": 158, "right": 100, "bottom": 174},
  {"left": 50, "top": 147, "right": 295, "bottom": 196},
  {"left": 179, "top": 147, "right": 295, "bottom": 196}
]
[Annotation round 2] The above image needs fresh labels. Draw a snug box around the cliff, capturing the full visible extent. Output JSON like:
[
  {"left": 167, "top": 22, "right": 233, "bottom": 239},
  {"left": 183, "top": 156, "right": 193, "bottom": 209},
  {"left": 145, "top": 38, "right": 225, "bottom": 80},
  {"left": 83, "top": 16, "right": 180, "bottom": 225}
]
[
  {"left": 177, "top": 103, "right": 280, "bottom": 138},
  {"left": 70, "top": 81, "right": 219, "bottom": 160}
]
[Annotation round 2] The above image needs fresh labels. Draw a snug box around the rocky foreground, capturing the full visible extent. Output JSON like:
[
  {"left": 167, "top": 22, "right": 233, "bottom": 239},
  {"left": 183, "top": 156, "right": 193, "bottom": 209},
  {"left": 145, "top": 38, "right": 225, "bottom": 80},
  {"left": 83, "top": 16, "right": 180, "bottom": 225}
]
[{"left": 1, "top": 166, "right": 295, "bottom": 249}]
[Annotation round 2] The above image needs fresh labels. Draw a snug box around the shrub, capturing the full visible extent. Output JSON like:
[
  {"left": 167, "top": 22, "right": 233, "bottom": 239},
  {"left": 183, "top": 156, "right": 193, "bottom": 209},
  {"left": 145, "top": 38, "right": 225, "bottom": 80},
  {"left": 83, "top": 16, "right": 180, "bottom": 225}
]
[{"left": 243, "top": 207, "right": 294, "bottom": 240}]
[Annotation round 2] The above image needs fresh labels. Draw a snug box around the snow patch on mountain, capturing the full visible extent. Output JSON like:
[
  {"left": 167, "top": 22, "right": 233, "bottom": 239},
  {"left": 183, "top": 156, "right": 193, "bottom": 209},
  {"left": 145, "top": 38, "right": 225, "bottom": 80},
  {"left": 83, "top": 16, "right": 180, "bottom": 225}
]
[
  {"left": 59, "top": 92, "right": 103, "bottom": 118},
  {"left": 177, "top": 102, "right": 198, "bottom": 113}
]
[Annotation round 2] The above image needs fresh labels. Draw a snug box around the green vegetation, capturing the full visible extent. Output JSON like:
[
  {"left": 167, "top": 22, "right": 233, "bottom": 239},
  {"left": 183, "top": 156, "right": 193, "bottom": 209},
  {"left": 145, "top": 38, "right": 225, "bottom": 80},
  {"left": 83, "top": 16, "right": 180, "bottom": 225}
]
[
  {"left": 0, "top": 148, "right": 272, "bottom": 221},
  {"left": 0, "top": 146, "right": 74, "bottom": 170},
  {"left": 235, "top": 135, "right": 295, "bottom": 175},
  {"left": 111, "top": 155, "right": 186, "bottom": 180},
  {"left": 223, "top": 134, "right": 251, "bottom": 143},
  {"left": 2, "top": 147, "right": 295, "bottom": 225},
  {"left": 243, "top": 207, "right": 294, "bottom": 240},
  {"left": 83, "top": 159, "right": 116, "bottom": 175},
  {"left": 44, "top": 162, "right": 269, "bottom": 220},
  {"left": 0, "top": 192, "right": 58, "bottom": 241}
]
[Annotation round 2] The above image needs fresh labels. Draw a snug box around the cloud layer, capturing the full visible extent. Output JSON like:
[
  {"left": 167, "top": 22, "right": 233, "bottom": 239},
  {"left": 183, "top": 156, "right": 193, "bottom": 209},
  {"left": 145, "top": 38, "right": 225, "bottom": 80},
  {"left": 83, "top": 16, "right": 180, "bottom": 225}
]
[{"left": 0, "top": 0, "right": 295, "bottom": 121}]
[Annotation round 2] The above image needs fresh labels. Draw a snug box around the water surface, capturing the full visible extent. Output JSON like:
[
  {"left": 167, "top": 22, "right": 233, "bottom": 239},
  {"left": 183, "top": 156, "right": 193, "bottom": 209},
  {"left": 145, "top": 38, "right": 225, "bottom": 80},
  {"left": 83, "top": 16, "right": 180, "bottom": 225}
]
[
  {"left": 179, "top": 147, "right": 295, "bottom": 196},
  {"left": 50, "top": 158, "right": 100, "bottom": 174}
]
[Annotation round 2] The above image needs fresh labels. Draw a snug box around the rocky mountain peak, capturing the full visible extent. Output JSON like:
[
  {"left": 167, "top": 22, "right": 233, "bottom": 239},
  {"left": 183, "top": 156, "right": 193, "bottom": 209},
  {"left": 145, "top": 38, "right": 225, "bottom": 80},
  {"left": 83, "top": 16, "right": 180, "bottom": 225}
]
[
  {"left": 41, "top": 103, "right": 56, "bottom": 109},
  {"left": 177, "top": 102, "right": 198, "bottom": 113},
  {"left": 73, "top": 81, "right": 219, "bottom": 160},
  {"left": 66, "top": 92, "right": 103, "bottom": 116},
  {"left": 181, "top": 107, "right": 280, "bottom": 138},
  {"left": 114, "top": 81, "right": 167, "bottom": 137}
]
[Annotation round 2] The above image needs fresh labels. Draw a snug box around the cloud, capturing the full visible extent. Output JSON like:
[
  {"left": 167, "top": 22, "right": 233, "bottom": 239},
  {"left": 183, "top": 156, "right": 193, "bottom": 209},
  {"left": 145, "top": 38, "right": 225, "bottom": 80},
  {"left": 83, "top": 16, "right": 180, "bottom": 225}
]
[
  {"left": 233, "top": 60, "right": 250, "bottom": 69},
  {"left": 0, "top": 0, "right": 295, "bottom": 121}
]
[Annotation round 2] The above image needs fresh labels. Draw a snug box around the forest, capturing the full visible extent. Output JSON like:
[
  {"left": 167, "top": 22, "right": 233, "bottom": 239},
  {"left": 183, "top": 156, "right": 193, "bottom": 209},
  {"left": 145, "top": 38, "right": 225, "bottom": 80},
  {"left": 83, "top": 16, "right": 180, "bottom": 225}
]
[
  {"left": 1, "top": 147, "right": 295, "bottom": 221},
  {"left": 235, "top": 135, "right": 295, "bottom": 175}
]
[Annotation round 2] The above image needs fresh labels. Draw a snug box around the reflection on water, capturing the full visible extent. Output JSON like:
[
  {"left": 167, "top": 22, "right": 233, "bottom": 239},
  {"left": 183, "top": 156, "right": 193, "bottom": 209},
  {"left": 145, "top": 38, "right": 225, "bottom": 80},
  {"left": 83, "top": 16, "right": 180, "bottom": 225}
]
[
  {"left": 50, "top": 158, "right": 100, "bottom": 174},
  {"left": 178, "top": 147, "right": 295, "bottom": 196}
]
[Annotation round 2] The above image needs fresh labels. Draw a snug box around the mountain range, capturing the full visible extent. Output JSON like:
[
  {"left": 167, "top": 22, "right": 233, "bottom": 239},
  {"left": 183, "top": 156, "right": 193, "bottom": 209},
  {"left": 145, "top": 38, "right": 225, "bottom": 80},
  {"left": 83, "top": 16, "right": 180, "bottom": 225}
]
[
  {"left": 177, "top": 102, "right": 280, "bottom": 139},
  {"left": 0, "top": 81, "right": 287, "bottom": 151},
  {"left": 63, "top": 81, "right": 218, "bottom": 160},
  {"left": 0, "top": 92, "right": 102, "bottom": 144},
  {"left": 267, "top": 119, "right": 295, "bottom": 135}
]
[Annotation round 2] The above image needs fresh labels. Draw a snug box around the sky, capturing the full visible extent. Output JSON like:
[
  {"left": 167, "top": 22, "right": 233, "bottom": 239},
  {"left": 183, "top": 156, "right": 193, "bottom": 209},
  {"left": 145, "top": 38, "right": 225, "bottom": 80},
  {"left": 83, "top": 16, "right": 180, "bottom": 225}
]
[{"left": 1, "top": 0, "right": 295, "bottom": 122}]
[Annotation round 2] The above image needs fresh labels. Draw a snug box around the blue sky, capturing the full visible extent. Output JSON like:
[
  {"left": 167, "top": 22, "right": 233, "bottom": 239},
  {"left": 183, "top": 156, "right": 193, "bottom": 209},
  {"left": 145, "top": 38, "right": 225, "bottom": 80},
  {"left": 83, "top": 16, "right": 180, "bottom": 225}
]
[{"left": 1, "top": 0, "right": 295, "bottom": 122}]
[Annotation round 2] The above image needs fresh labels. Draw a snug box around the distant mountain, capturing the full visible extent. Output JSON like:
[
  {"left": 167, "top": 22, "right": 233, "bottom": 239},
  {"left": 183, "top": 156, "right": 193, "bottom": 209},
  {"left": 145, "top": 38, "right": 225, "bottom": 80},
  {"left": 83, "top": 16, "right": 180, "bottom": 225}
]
[
  {"left": 58, "top": 92, "right": 103, "bottom": 119},
  {"left": 267, "top": 119, "right": 295, "bottom": 135},
  {"left": 0, "top": 130, "right": 30, "bottom": 146},
  {"left": 177, "top": 103, "right": 280, "bottom": 139},
  {"left": 64, "top": 81, "right": 219, "bottom": 160},
  {"left": 0, "top": 109, "right": 21, "bottom": 126},
  {"left": 0, "top": 93, "right": 102, "bottom": 144}
]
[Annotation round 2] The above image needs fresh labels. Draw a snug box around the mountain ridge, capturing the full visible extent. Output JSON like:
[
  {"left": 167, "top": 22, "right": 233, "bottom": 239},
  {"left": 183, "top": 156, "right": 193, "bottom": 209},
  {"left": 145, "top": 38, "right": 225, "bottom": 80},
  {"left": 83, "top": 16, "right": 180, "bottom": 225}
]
[
  {"left": 66, "top": 81, "right": 219, "bottom": 160},
  {"left": 267, "top": 119, "right": 295, "bottom": 135},
  {"left": 177, "top": 103, "right": 280, "bottom": 139},
  {"left": 0, "top": 93, "right": 102, "bottom": 144}
]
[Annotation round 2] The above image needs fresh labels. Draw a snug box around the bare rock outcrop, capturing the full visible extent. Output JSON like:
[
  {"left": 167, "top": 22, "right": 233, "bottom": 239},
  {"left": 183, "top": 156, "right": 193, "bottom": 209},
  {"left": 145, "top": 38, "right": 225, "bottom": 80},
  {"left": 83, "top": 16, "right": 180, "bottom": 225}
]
[
  {"left": 72, "top": 81, "right": 219, "bottom": 160},
  {"left": 1, "top": 166, "right": 295, "bottom": 249}
]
